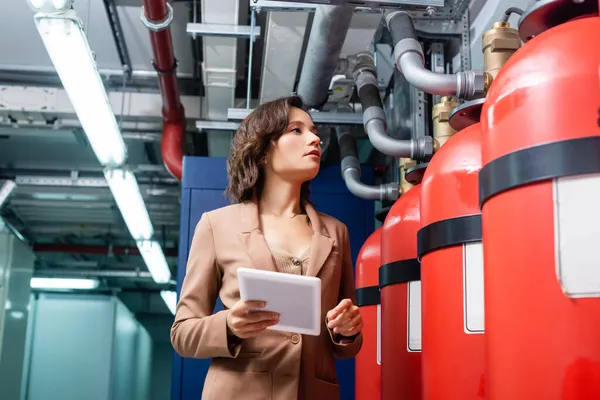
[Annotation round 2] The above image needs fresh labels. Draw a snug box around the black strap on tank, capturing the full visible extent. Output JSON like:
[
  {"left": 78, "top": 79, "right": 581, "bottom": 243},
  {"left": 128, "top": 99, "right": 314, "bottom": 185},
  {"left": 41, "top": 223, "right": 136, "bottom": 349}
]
[
  {"left": 479, "top": 136, "right": 600, "bottom": 207},
  {"left": 417, "top": 214, "right": 482, "bottom": 259},
  {"left": 378, "top": 258, "right": 420, "bottom": 289},
  {"left": 355, "top": 286, "right": 380, "bottom": 307}
]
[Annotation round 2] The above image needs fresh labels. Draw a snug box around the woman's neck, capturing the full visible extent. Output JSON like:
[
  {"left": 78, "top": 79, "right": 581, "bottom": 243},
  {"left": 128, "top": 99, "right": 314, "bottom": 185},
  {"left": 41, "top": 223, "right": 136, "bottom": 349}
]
[{"left": 259, "top": 175, "right": 303, "bottom": 218}]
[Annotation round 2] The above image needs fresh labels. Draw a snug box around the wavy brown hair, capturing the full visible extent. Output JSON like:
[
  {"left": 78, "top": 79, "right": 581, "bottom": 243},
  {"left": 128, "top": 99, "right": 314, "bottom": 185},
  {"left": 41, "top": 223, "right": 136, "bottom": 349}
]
[{"left": 225, "top": 96, "right": 312, "bottom": 210}]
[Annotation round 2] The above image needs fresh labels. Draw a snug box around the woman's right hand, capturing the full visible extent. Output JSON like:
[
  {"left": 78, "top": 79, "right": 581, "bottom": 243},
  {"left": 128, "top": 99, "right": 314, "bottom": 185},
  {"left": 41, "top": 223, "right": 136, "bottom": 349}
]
[{"left": 226, "top": 300, "right": 280, "bottom": 339}]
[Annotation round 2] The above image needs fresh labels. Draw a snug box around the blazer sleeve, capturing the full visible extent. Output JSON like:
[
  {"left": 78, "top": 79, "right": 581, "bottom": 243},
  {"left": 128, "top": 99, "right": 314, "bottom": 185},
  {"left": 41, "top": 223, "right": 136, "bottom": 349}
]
[
  {"left": 170, "top": 212, "right": 242, "bottom": 359},
  {"left": 328, "top": 224, "right": 363, "bottom": 360}
]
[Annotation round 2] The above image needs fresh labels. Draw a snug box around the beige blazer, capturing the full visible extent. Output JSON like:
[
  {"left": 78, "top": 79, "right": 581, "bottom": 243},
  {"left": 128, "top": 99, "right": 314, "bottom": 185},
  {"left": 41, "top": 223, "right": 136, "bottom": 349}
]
[{"left": 171, "top": 201, "right": 362, "bottom": 400}]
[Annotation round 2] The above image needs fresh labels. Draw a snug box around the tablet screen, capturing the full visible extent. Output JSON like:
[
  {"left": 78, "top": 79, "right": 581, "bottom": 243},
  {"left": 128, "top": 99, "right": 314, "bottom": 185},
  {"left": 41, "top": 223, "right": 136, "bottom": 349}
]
[{"left": 237, "top": 267, "right": 322, "bottom": 336}]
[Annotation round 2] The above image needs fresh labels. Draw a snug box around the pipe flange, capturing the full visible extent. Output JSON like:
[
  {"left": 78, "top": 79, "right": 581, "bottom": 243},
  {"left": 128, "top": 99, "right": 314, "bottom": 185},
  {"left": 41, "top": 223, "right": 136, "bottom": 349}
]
[
  {"left": 448, "top": 98, "right": 485, "bottom": 131},
  {"left": 375, "top": 206, "right": 392, "bottom": 223},
  {"left": 405, "top": 162, "right": 429, "bottom": 185},
  {"left": 140, "top": 2, "right": 174, "bottom": 32}
]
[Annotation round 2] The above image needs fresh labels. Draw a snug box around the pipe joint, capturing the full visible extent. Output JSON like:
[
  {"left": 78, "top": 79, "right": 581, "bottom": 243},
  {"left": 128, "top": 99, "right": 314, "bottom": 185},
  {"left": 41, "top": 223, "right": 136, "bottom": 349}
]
[
  {"left": 381, "top": 182, "right": 400, "bottom": 202},
  {"left": 342, "top": 168, "right": 398, "bottom": 202},
  {"left": 140, "top": 2, "right": 174, "bottom": 32},
  {"left": 393, "top": 38, "right": 425, "bottom": 71},
  {"left": 456, "top": 71, "right": 486, "bottom": 100},
  {"left": 337, "top": 129, "right": 399, "bottom": 202},
  {"left": 384, "top": 10, "right": 408, "bottom": 27},
  {"left": 414, "top": 136, "right": 434, "bottom": 160},
  {"left": 355, "top": 71, "right": 379, "bottom": 92},
  {"left": 341, "top": 155, "right": 361, "bottom": 175},
  {"left": 363, "top": 106, "right": 386, "bottom": 129}
]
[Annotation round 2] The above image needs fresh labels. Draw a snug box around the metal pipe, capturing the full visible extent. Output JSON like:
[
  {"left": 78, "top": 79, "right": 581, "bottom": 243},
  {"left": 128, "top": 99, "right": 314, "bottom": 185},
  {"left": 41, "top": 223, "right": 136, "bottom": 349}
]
[
  {"left": 246, "top": 9, "right": 256, "bottom": 109},
  {"left": 353, "top": 53, "right": 433, "bottom": 160},
  {"left": 141, "top": 0, "right": 185, "bottom": 180},
  {"left": 337, "top": 128, "right": 398, "bottom": 202},
  {"left": 385, "top": 11, "right": 485, "bottom": 100},
  {"left": 296, "top": 5, "right": 354, "bottom": 109},
  {"left": 36, "top": 268, "right": 154, "bottom": 279},
  {"left": 501, "top": 7, "right": 524, "bottom": 23},
  {"left": 32, "top": 243, "right": 178, "bottom": 257}
]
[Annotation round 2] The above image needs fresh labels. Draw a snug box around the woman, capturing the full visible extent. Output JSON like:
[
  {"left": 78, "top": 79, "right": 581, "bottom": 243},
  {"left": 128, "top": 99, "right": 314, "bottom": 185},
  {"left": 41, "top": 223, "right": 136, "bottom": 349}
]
[{"left": 171, "top": 96, "right": 364, "bottom": 400}]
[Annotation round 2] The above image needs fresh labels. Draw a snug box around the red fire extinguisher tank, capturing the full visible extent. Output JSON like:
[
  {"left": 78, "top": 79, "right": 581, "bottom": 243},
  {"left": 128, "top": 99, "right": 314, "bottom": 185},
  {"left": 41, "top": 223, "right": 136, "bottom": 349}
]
[
  {"left": 479, "top": 16, "right": 600, "bottom": 399},
  {"left": 379, "top": 185, "right": 422, "bottom": 400},
  {"left": 418, "top": 110, "right": 485, "bottom": 400},
  {"left": 355, "top": 227, "right": 382, "bottom": 400}
]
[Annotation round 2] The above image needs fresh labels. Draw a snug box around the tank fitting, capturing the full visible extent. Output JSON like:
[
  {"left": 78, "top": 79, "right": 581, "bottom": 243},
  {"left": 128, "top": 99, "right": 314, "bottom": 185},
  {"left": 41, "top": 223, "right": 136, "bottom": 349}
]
[
  {"left": 399, "top": 158, "right": 415, "bottom": 195},
  {"left": 482, "top": 21, "right": 521, "bottom": 91},
  {"left": 432, "top": 96, "right": 460, "bottom": 151}
]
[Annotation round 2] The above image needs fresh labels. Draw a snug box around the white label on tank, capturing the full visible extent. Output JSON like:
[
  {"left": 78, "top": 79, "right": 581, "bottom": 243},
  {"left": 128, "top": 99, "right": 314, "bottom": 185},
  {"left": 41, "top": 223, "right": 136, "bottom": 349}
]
[
  {"left": 407, "top": 281, "right": 422, "bottom": 352},
  {"left": 463, "top": 242, "right": 485, "bottom": 334},
  {"left": 554, "top": 174, "right": 600, "bottom": 298},
  {"left": 376, "top": 304, "right": 381, "bottom": 365}
]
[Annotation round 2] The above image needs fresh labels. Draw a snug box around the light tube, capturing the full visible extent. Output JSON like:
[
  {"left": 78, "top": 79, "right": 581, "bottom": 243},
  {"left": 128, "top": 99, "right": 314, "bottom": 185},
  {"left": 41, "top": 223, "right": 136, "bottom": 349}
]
[
  {"left": 31, "top": 277, "right": 100, "bottom": 290},
  {"left": 160, "top": 290, "right": 177, "bottom": 315},
  {"left": 34, "top": 11, "right": 127, "bottom": 167},
  {"left": 0, "top": 180, "right": 17, "bottom": 209},
  {"left": 137, "top": 240, "right": 172, "bottom": 284},
  {"left": 104, "top": 168, "right": 154, "bottom": 241}
]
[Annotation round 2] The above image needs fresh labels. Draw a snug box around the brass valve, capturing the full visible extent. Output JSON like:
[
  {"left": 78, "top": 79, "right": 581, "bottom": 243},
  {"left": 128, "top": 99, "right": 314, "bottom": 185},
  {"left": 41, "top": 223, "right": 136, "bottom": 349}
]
[
  {"left": 399, "top": 158, "right": 416, "bottom": 194},
  {"left": 432, "top": 96, "right": 460, "bottom": 150},
  {"left": 482, "top": 21, "right": 521, "bottom": 92}
]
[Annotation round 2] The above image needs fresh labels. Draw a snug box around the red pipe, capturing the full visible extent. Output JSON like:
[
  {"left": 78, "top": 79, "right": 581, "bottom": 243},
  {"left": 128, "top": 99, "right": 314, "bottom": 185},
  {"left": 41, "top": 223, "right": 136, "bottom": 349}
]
[
  {"left": 142, "top": 0, "right": 184, "bottom": 180},
  {"left": 33, "top": 243, "right": 178, "bottom": 257}
]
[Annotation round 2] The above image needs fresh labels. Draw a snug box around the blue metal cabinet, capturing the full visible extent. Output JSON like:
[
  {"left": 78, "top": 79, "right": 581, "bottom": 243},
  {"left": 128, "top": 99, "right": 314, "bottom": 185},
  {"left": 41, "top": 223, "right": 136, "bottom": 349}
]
[{"left": 172, "top": 156, "right": 374, "bottom": 400}]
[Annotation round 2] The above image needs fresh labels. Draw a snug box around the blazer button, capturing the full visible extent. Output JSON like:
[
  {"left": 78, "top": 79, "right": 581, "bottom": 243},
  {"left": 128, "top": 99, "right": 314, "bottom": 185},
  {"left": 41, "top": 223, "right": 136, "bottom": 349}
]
[
  {"left": 291, "top": 334, "right": 300, "bottom": 344},
  {"left": 292, "top": 258, "right": 301, "bottom": 266}
]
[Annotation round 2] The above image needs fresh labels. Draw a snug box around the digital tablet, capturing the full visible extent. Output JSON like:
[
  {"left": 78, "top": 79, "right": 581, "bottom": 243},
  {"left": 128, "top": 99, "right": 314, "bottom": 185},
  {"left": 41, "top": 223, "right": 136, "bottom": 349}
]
[{"left": 237, "top": 267, "right": 322, "bottom": 336}]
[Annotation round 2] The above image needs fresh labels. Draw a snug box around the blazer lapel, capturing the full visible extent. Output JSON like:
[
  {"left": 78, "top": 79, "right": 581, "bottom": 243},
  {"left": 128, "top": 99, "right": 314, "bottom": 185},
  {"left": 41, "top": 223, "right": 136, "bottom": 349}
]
[
  {"left": 237, "top": 201, "right": 278, "bottom": 273},
  {"left": 305, "top": 204, "right": 334, "bottom": 277}
]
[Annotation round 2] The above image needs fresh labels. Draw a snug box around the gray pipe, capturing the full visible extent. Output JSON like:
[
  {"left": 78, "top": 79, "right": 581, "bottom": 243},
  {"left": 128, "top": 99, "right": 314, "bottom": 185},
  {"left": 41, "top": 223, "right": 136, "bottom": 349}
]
[
  {"left": 385, "top": 11, "right": 485, "bottom": 100},
  {"left": 337, "top": 128, "right": 399, "bottom": 202},
  {"left": 296, "top": 5, "right": 354, "bottom": 109},
  {"left": 353, "top": 53, "right": 433, "bottom": 160}
]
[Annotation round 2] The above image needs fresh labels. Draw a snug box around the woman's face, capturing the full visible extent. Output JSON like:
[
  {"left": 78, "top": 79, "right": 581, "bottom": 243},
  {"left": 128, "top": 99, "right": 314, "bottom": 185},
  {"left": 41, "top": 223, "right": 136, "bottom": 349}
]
[{"left": 265, "top": 106, "right": 321, "bottom": 183}]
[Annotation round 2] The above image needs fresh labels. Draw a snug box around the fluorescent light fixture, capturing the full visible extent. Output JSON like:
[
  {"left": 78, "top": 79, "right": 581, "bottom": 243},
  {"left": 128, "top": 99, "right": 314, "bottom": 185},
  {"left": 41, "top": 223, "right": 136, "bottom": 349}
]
[
  {"left": 27, "top": 0, "right": 73, "bottom": 14},
  {"left": 137, "top": 240, "right": 172, "bottom": 284},
  {"left": 31, "top": 277, "right": 100, "bottom": 290},
  {"left": 195, "top": 120, "right": 240, "bottom": 131},
  {"left": 160, "top": 290, "right": 177, "bottom": 315},
  {"left": 104, "top": 168, "right": 154, "bottom": 240},
  {"left": 0, "top": 180, "right": 17, "bottom": 209},
  {"left": 33, "top": 11, "right": 127, "bottom": 167}
]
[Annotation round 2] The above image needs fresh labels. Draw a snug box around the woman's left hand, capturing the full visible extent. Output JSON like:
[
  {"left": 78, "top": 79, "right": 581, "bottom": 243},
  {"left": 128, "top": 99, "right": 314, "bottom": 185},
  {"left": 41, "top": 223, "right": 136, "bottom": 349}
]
[{"left": 326, "top": 298, "right": 363, "bottom": 337}]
